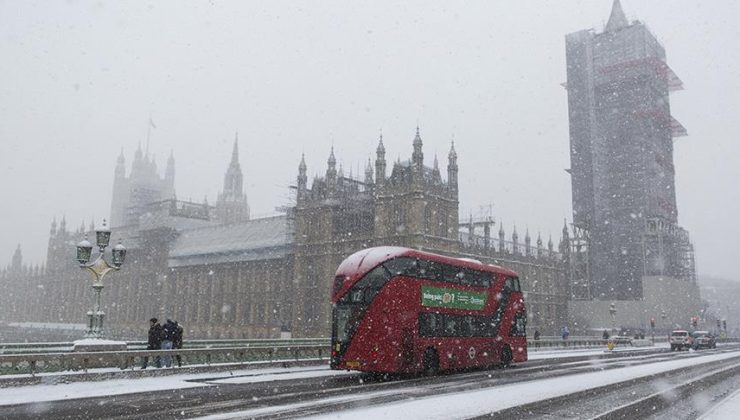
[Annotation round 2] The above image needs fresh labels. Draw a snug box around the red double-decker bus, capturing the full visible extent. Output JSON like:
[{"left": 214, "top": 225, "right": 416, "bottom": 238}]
[{"left": 330, "top": 246, "right": 527, "bottom": 374}]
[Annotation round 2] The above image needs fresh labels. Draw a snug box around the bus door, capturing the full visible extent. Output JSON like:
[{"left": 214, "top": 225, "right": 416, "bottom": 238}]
[{"left": 401, "top": 328, "right": 414, "bottom": 370}]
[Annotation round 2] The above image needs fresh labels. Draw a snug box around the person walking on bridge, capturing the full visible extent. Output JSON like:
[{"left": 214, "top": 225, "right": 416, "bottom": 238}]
[
  {"left": 161, "top": 319, "right": 177, "bottom": 367},
  {"left": 173, "top": 321, "right": 184, "bottom": 367},
  {"left": 141, "top": 318, "right": 162, "bottom": 369}
]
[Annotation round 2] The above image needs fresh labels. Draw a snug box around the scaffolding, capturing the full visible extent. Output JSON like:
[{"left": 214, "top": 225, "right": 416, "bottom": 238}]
[
  {"left": 642, "top": 217, "right": 697, "bottom": 283},
  {"left": 569, "top": 223, "right": 591, "bottom": 300}
]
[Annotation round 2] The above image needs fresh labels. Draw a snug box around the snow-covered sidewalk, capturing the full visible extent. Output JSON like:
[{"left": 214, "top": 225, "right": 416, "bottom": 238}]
[
  {"left": 0, "top": 365, "right": 349, "bottom": 406},
  {"left": 699, "top": 387, "right": 740, "bottom": 419}
]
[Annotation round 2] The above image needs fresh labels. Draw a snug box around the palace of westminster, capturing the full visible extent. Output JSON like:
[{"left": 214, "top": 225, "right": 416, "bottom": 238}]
[{"left": 0, "top": 1, "right": 701, "bottom": 339}]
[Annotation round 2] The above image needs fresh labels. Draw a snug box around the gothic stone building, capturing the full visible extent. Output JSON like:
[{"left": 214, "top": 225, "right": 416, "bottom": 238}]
[{"left": 1, "top": 129, "right": 570, "bottom": 339}]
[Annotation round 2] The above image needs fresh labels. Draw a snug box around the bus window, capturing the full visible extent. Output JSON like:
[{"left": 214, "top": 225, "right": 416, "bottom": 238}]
[
  {"left": 444, "top": 316, "right": 459, "bottom": 336},
  {"left": 361, "top": 266, "right": 392, "bottom": 303},
  {"left": 459, "top": 269, "right": 472, "bottom": 286},
  {"left": 335, "top": 307, "right": 352, "bottom": 342},
  {"left": 510, "top": 313, "right": 527, "bottom": 337},
  {"left": 383, "top": 257, "right": 416, "bottom": 277},
  {"left": 350, "top": 288, "right": 364, "bottom": 303},
  {"left": 419, "top": 312, "right": 443, "bottom": 337},
  {"left": 343, "top": 266, "right": 391, "bottom": 304},
  {"left": 461, "top": 316, "right": 475, "bottom": 337},
  {"left": 504, "top": 277, "right": 515, "bottom": 293},
  {"left": 441, "top": 264, "right": 461, "bottom": 284},
  {"left": 473, "top": 318, "right": 486, "bottom": 337},
  {"left": 417, "top": 259, "right": 443, "bottom": 281},
  {"left": 481, "top": 275, "right": 492, "bottom": 288},
  {"left": 462, "top": 268, "right": 487, "bottom": 287}
]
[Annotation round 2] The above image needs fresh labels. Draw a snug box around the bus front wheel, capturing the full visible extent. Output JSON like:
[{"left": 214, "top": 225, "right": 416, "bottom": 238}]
[
  {"left": 423, "top": 348, "right": 439, "bottom": 375},
  {"left": 501, "top": 346, "right": 513, "bottom": 367}
]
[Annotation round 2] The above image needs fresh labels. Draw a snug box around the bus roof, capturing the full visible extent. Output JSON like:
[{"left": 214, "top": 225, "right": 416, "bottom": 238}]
[{"left": 335, "top": 246, "right": 519, "bottom": 278}]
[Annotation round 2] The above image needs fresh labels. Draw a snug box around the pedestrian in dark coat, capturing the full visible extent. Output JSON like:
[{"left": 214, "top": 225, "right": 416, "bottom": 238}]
[
  {"left": 141, "top": 318, "right": 163, "bottom": 369},
  {"left": 173, "top": 321, "right": 184, "bottom": 367},
  {"left": 161, "top": 319, "right": 177, "bottom": 367}
]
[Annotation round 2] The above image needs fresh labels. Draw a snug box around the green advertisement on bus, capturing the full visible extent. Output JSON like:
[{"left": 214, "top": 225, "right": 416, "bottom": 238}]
[{"left": 421, "top": 285, "right": 487, "bottom": 310}]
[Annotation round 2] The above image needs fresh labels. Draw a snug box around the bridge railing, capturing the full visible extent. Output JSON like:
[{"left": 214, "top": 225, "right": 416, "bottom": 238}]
[
  {"left": 0, "top": 344, "right": 328, "bottom": 376},
  {"left": 0, "top": 336, "right": 643, "bottom": 377},
  {"left": 0, "top": 338, "right": 330, "bottom": 354},
  {"left": 528, "top": 336, "right": 632, "bottom": 350}
]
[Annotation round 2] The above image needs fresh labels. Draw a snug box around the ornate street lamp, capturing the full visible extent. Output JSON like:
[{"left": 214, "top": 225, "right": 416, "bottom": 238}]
[{"left": 75, "top": 219, "right": 125, "bottom": 339}]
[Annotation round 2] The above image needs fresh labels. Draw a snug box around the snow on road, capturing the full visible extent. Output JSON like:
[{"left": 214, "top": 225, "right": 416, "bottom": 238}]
[
  {"left": 0, "top": 344, "right": 737, "bottom": 419},
  {"left": 0, "top": 348, "right": 622, "bottom": 407},
  {"left": 305, "top": 351, "right": 740, "bottom": 420},
  {"left": 194, "top": 350, "right": 740, "bottom": 420},
  {"left": 0, "top": 366, "right": 344, "bottom": 406}
]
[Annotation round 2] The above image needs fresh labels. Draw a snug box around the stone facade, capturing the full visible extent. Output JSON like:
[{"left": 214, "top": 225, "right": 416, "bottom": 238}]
[
  {"left": 569, "top": 276, "right": 702, "bottom": 334},
  {"left": 0, "top": 129, "right": 571, "bottom": 339}
]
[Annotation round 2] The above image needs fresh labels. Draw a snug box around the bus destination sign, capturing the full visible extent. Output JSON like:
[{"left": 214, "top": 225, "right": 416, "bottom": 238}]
[{"left": 421, "top": 286, "right": 487, "bottom": 310}]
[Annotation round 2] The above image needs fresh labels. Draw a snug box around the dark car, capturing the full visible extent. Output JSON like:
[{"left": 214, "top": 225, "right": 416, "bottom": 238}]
[{"left": 691, "top": 331, "right": 717, "bottom": 350}]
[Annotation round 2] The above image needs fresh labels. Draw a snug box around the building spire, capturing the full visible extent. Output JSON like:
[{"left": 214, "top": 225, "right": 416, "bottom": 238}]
[
  {"left": 447, "top": 140, "right": 458, "bottom": 193},
  {"left": 412, "top": 126, "right": 423, "bottom": 171},
  {"left": 216, "top": 137, "right": 249, "bottom": 223},
  {"left": 328, "top": 146, "right": 336, "bottom": 168},
  {"left": 11, "top": 244, "right": 22, "bottom": 271},
  {"left": 365, "top": 157, "right": 373, "bottom": 185},
  {"left": 231, "top": 133, "right": 239, "bottom": 165},
  {"left": 375, "top": 134, "right": 386, "bottom": 187},
  {"left": 605, "top": 0, "right": 629, "bottom": 32},
  {"left": 297, "top": 153, "right": 308, "bottom": 195},
  {"left": 326, "top": 147, "right": 338, "bottom": 192}
]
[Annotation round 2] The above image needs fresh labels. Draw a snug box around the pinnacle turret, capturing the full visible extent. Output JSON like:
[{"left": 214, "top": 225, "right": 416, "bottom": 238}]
[
  {"left": 328, "top": 147, "right": 336, "bottom": 168},
  {"left": 447, "top": 141, "right": 458, "bottom": 193},
  {"left": 230, "top": 134, "right": 240, "bottom": 165},
  {"left": 216, "top": 136, "right": 249, "bottom": 223},
  {"left": 605, "top": 0, "right": 629, "bottom": 32},
  {"left": 297, "top": 153, "right": 308, "bottom": 194},
  {"left": 412, "top": 126, "right": 423, "bottom": 172},
  {"left": 365, "top": 158, "right": 373, "bottom": 185},
  {"left": 375, "top": 135, "right": 386, "bottom": 186}
]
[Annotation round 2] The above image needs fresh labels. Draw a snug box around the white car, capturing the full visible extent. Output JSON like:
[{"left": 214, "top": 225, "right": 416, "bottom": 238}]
[{"left": 669, "top": 330, "right": 693, "bottom": 351}]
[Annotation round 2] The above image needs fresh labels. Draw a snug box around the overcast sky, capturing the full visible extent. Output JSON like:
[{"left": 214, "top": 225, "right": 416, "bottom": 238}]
[{"left": 1, "top": 1, "right": 738, "bottom": 281}]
